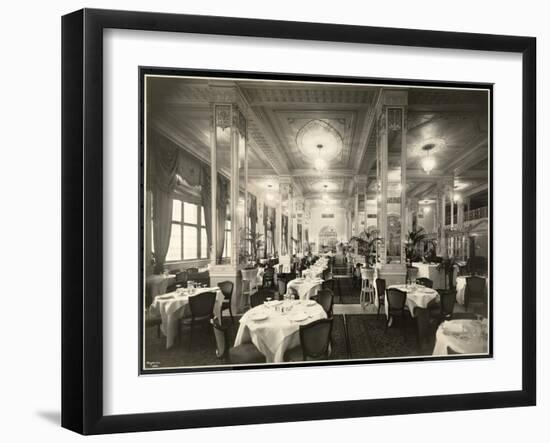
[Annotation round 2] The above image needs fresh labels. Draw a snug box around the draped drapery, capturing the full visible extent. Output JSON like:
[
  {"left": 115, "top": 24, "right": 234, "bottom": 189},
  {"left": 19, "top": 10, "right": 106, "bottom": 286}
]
[
  {"left": 248, "top": 193, "right": 258, "bottom": 236},
  {"left": 269, "top": 207, "right": 277, "bottom": 255},
  {"left": 216, "top": 174, "right": 230, "bottom": 263},
  {"left": 147, "top": 130, "right": 211, "bottom": 269},
  {"left": 297, "top": 224, "right": 302, "bottom": 252},
  {"left": 282, "top": 214, "right": 289, "bottom": 256}
]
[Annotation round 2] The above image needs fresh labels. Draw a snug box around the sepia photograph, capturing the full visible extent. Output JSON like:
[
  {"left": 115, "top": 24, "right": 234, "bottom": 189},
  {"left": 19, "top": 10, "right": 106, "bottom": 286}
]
[{"left": 141, "top": 71, "right": 491, "bottom": 373}]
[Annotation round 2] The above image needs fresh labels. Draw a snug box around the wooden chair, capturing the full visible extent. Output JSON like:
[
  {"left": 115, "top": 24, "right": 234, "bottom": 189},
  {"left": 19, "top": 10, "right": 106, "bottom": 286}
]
[
  {"left": 262, "top": 266, "right": 275, "bottom": 288},
  {"left": 211, "top": 318, "right": 266, "bottom": 364},
  {"left": 375, "top": 278, "right": 386, "bottom": 319},
  {"left": 250, "top": 288, "right": 276, "bottom": 308},
  {"left": 384, "top": 287, "right": 409, "bottom": 338},
  {"left": 217, "top": 280, "right": 234, "bottom": 323},
  {"left": 429, "top": 290, "right": 456, "bottom": 324},
  {"left": 178, "top": 291, "right": 216, "bottom": 343},
  {"left": 464, "top": 276, "right": 487, "bottom": 312},
  {"left": 284, "top": 318, "right": 334, "bottom": 362},
  {"left": 317, "top": 289, "right": 334, "bottom": 316},
  {"left": 416, "top": 277, "right": 434, "bottom": 288}
]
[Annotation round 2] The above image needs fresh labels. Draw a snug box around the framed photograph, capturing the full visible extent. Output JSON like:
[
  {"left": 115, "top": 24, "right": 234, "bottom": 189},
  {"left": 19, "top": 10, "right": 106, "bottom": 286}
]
[{"left": 62, "top": 8, "right": 536, "bottom": 435}]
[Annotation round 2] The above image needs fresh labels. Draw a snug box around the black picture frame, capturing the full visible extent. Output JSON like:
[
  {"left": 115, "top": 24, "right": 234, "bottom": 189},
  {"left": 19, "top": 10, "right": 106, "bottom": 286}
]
[{"left": 62, "top": 8, "right": 536, "bottom": 435}]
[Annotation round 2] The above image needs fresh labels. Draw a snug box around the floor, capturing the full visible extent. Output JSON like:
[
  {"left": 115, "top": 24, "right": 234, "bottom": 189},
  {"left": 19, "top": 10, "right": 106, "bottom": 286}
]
[{"left": 144, "top": 277, "right": 471, "bottom": 370}]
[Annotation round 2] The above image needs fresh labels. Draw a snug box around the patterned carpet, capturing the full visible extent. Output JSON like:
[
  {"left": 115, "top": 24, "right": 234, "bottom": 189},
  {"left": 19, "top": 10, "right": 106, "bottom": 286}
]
[{"left": 144, "top": 311, "right": 436, "bottom": 369}]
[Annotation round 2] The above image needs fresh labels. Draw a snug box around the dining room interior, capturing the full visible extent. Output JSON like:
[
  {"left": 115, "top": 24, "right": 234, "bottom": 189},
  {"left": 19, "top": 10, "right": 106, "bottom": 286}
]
[{"left": 142, "top": 74, "right": 490, "bottom": 371}]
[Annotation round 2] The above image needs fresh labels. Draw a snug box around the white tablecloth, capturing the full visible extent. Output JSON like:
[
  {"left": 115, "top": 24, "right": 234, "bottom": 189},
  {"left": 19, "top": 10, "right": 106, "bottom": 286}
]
[
  {"left": 456, "top": 276, "right": 488, "bottom": 305},
  {"left": 432, "top": 319, "right": 489, "bottom": 355},
  {"left": 234, "top": 300, "right": 327, "bottom": 362},
  {"left": 148, "top": 287, "right": 224, "bottom": 349},
  {"left": 412, "top": 263, "right": 455, "bottom": 289},
  {"left": 287, "top": 277, "right": 323, "bottom": 300},
  {"left": 385, "top": 284, "right": 439, "bottom": 318}
]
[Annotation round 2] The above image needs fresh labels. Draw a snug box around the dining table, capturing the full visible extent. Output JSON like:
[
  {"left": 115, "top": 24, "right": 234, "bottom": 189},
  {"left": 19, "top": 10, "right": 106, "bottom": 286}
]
[
  {"left": 147, "top": 287, "right": 224, "bottom": 349},
  {"left": 286, "top": 277, "right": 324, "bottom": 300},
  {"left": 381, "top": 283, "right": 440, "bottom": 319},
  {"left": 432, "top": 318, "right": 489, "bottom": 355},
  {"left": 455, "top": 275, "right": 489, "bottom": 305},
  {"left": 234, "top": 299, "right": 327, "bottom": 363}
]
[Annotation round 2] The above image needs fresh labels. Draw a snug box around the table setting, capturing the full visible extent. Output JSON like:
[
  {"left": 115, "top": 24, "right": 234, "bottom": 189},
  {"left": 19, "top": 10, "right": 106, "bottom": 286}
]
[
  {"left": 234, "top": 299, "right": 326, "bottom": 362},
  {"left": 147, "top": 285, "right": 224, "bottom": 348},
  {"left": 432, "top": 318, "right": 489, "bottom": 355},
  {"left": 383, "top": 283, "right": 439, "bottom": 318}
]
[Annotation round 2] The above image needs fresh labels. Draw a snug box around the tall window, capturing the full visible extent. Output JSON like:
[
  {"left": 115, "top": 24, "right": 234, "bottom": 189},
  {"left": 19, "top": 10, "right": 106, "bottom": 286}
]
[{"left": 166, "top": 200, "right": 208, "bottom": 261}]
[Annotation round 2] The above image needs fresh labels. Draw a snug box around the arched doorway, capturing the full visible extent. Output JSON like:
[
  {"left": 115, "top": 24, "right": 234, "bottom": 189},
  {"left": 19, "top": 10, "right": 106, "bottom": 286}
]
[{"left": 318, "top": 225, "right": 338, "bottom": 253}]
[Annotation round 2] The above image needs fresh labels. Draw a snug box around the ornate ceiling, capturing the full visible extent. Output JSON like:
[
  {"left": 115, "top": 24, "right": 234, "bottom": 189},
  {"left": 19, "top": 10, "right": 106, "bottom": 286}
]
[{"left": 147, "top": 76, "right": 489, "bottom": 207}]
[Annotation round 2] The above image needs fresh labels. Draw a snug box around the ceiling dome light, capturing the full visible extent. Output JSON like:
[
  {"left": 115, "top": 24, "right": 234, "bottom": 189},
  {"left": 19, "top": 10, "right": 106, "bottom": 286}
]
[
  {"left": 314, "top": 144, "right": 328, "bottom": 172},
  {"left": 322, "top": 184, "right": 329, "bottom": 202},
  {"left": 266, "top": 184, "right": 274, "bottom": 202},
  {"left": 453, "top": 193, "right": 461, "bottom": 203},
  {"left": 421, "top": 143, "right": 437, "bottom": 174}
]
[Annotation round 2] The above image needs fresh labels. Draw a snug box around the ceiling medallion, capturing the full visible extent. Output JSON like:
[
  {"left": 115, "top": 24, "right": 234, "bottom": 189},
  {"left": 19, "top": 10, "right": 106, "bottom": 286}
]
[{"left": 296, "top": 119, "right": 343, "bottom": 166}]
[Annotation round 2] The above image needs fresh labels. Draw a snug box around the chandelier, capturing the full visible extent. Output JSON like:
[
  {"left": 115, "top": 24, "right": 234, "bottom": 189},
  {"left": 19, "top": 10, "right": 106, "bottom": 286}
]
[
  {"left": 421, "top": 143, "right": 436, "bottom": 174},
  {"left": 314, "top": 144, "right": 327, "bottom": 172}
]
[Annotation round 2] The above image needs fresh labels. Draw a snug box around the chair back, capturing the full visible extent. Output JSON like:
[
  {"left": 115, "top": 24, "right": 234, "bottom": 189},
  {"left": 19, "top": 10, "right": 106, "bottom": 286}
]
[
  {"left": 299, "top": 318, "right": 333, "bottom": 359},
  {"left": 217, "top": 280, "right": 234, "bottom": 301},
  {"left": 317, "top": 289, "right": 334, "bottom": 315},
  {"left": 414, "top": 307, "right": 431, "bottom": 347},
  {"left": 466, "top": 276, "right": 486, "bottom": 298},
  {"left": 386, "top": 288, "right": 407, "bottom": 310},
  {"left": 277, "top": 279, "right": 287, "bottom": 297},
  {"left": 416, "top": 277, "right": 434, "bottom": 288},
  {"left": 264, "top": 267, "right": 275, "bottom": 278},
  {"left": 187, "top": 267, "right": 199, "bottom": 275},
  {"left": 211, "top": 317, "right": 227, "bottom": 359},
  {"left": 251, "top": 289, "right": 275, "bottom": 307},
  {"left": 440, "top": 290, "right": 456, "bottom": 317},
  {"left": 175, "top": 270, "right": 188, "bottom": 285},
  {"left": 375, "top": 278, "right": 386, "bottom": 301},
  {"left": 189, "top": 291, "right": 217, "bottom": 318}
]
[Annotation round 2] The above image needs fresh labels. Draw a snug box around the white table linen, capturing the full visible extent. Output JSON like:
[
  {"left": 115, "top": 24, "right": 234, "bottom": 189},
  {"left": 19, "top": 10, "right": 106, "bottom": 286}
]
[
  {"left": 385, "top": 284, "right": 439, "bottom": 318},
  {"left": 455, "top": 276, "right": 489, "bottom": 305},
  {"left": 412, "top": 262, "right": 456, "bottom": 289},
  {"left": 432, "top": 319, "right": 489, "bottom": 355},
  {"left": 234, "top": 300, "right": 327, "bottom": 362},
  {"left": 287, "top": 277, "right": 323, "bottom": 300},
  {"left": 148, "top": 287, "right": 224, "bottom": 349}
]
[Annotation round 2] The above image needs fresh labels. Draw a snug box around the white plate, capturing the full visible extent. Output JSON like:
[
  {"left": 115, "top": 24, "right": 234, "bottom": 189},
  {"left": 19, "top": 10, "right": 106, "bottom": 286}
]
[
  {"left": 290, "top": 313, "right": 308, "bottom": 322},
  {"left": 305, "top": 300, "right": 317, "bottom": 307},
  {"left": 250, "top": 312, "right": 268, "bottom": 322}
]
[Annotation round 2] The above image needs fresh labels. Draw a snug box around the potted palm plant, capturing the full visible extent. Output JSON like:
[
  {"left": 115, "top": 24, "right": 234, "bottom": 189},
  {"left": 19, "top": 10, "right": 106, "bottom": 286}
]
[
  {"left": 404, "top": 226, "right": 428, "bottom": 265},
  {"left": 349, "top": 229, "right": 383, "bottom": 268}
]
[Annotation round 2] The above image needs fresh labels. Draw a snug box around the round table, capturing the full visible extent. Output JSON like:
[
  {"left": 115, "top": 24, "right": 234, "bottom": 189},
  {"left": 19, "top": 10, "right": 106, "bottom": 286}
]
[
  {"left": 432, "top": 319, "right": 489, "bottom": 355},
  {"left": 148, "top": 287, "right": 224, "bottom": 349},
  {"left": 234, "top": 300, "right": 326, "bottom": 362},
  {"left": 384, "top": 284, "right": 439, "bottom": 318}
]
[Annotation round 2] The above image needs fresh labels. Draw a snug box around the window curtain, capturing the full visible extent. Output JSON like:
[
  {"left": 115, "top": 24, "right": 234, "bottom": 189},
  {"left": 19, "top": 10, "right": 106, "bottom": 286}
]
[
  {"left": 269, "top": 207, "right": 277, "bottom": 255},
  {"left": 282, "top": 214, "right": 288, "bottom": 256},
  {"left": 248, "top": 193, "right": 258, "bottom": 236},
  {"left": 216, "top": 174, "right": 230, "bottom": 263},
  {"left": 147, "top": 131, "right": 204, "bottom": 270}
]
